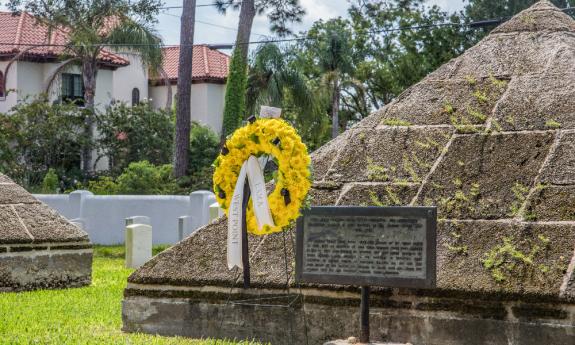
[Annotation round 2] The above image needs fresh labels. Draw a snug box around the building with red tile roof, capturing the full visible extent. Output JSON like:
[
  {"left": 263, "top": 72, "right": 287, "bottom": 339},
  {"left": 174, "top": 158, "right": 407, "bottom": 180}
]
[
  {"left": 150, "top": 45, "right": 230, "bottom": 85},
  {"left": 0, "top": 11, "right": 128, "bottom": 67},
  {"left": 0, "top": 10, "right": 231, "bottom": 147}
]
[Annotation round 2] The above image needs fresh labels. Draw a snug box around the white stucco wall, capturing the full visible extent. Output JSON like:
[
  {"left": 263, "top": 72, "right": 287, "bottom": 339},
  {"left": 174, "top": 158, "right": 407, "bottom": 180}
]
[
  {"left": 149, "top": 82, "right": 226, "bottom": 134},
  {"left": 35, "top": 190, "right": 217, "bottom": 245},
  {"left": 0, "top": 60, "right": 115, "bottom": 113},
  {"left": 112, "top": 53, "right": 149, "bottom": 105}
]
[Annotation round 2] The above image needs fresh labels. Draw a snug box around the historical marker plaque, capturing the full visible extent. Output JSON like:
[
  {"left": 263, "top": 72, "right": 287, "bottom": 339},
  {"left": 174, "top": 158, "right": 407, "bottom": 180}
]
[{"left": 296, "top": 206, "right": 436, "bottom": 288}]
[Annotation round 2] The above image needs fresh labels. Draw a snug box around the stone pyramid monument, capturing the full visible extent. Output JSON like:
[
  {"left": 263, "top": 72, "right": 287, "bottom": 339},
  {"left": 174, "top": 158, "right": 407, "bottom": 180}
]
[
  {"left": 0, "top": 173, "right": 92, "bottom": 291},
  {"left": 124, "top": 2, "right": 575, "bottom": 344}
]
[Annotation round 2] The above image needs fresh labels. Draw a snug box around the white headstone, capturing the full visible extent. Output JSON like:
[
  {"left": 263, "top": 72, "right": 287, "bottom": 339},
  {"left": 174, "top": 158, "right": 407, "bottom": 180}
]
[
  {"left": 209, "top": 202, "right": 224, "bottom": 221},
  {"left": 125, "top": 216, "right": 151, "bottom": 226},
  {"left": 178, "top": 216, "right": 193, "bottom": 241},
  {"left": 125, "top": 224, "right": 152, "bottom": 268}
]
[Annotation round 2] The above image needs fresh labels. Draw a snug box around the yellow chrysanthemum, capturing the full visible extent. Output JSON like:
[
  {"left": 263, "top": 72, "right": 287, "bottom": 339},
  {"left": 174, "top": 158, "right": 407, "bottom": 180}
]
[{"left": 213, "top": 118, "right": 311, "bottom": 235}]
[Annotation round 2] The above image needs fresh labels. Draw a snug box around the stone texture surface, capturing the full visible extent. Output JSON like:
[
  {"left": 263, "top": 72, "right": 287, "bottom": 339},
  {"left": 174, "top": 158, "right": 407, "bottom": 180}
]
[
  {"left": 0, "top": 183, "right": 39, "bottom": 205},
  {"left": 0, "top": 173, "right": 92, "bottom": 290},
  {"left": 309, "top": 186, "right": 342, "bottom": 206},
  {"left": 0, "top": 206, "right": 32, "bottom": 244},
  {"left": 494, "top": 74, "right": 575, "bottom": 130},
  {"left": 0, "top": 250, "right": 92, "bottom": 291},
  {"left": 337, "top": 183, "right": 418, "bottom": 207},
  {"left": 437, "top": 221, "right": 575, "bottom": 294},
  {"left": 14, "top": 204, "right": 89, "bottom": 242},
  {"left": 383, "top": 78, "right": 506, "bottom": 126},
  {"left": 311, "top": 130, "right": 352, "bottom": 182},
  {"left": 525, "top": 186, "right": 575, "bottom": 221},
  {"left": 326, "top": 127, "right": 451, "bottom": 183},
  {"left": 539, "top": 132, "right": 575, "bottom": 185},
  {"left": 417, "top": 132, "right": 553, "bottom": 219}
]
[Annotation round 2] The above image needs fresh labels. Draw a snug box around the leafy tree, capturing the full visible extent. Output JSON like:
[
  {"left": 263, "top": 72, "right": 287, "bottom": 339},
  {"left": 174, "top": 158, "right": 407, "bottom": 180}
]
[
  {"left": 216, "top": 0, "right": 305, "bottom": 138},
  {"left": 174, "top": 0, "right": 197, "bottom": 178},
  {"left": 95, "top": 102, "right": 174, "bottom": 175},
  {"left": 0, "top": 96, "right": 90, "bottom": 187},
  {"left": 7, "top": 0, "right": 164, "bottom": 173},
  {"left": 348, "top": 0, "right": 471, "bottom": 108}
]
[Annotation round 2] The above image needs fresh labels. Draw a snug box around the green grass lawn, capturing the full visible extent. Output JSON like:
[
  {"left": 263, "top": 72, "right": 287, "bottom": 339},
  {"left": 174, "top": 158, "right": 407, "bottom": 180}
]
[{"left": 0, "top": 246, "right": 258, "bottom": 345}]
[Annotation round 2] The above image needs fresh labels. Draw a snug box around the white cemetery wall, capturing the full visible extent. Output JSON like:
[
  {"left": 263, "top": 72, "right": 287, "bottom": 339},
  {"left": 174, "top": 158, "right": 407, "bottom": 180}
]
[{"left": 34, "top": 190, "right": 216, "bottom": 245}]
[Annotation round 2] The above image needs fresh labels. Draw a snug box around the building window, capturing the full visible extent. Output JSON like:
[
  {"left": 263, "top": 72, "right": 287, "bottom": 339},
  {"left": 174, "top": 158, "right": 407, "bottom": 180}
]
[
  {"left": 0, "top": 71, "right": 5, "bottom": 98},
  {"left": 61, "top": 73, "right": 84, "bottom": 106},
  {"left": 132, "top": 88, "right": 140, "bottom": 106}
]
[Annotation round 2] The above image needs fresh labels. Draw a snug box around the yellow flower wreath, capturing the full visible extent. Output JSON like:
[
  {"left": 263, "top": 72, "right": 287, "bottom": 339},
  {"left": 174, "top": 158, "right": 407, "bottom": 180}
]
[{"left": 213, "top": 118, "right": 311, "bottom": 235}]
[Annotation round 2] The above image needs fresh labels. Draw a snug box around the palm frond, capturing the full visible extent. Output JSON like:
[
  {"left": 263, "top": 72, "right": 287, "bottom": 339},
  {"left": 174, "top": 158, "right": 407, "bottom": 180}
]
[{"left": 103, "top": 19, "right": 163, "bottom": 71}]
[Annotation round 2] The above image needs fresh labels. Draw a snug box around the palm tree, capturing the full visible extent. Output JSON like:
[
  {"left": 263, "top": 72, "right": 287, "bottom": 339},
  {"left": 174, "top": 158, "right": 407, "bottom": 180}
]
[
  {"left": 7, "top": 0, "right": 164, "bottom": 173},
  {"left": 303, "top": 19, "right": 354, "bottom": 139},
  {"left": 246, "top": 43, "right": 312, "bottom": 116}
]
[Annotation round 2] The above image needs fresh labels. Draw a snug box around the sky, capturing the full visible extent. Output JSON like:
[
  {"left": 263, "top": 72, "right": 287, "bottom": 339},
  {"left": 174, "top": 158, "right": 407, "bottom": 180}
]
[{"left": 158, "top": 0, "right": 467, "bottom": 47}]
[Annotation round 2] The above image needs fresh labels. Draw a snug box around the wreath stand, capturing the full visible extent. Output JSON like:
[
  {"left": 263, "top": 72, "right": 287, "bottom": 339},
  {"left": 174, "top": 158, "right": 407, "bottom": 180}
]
[{"left": 215, "top": 109, "right": 309, "bottom": 344}]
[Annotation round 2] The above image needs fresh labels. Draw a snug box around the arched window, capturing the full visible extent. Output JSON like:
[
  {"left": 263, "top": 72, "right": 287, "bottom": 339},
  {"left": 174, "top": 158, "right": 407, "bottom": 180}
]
[
  {"left": 0, "top": 71, "right": 5, "bottom": 98},
  {"left": 131, "top": 88, "right": 140, "bottom": 106}
]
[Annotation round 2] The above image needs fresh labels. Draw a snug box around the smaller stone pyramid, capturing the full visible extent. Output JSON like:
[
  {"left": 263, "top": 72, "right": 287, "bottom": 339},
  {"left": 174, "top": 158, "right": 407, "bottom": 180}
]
[{"left": 0, "top": 173, "right": 92, "bottom": 291}]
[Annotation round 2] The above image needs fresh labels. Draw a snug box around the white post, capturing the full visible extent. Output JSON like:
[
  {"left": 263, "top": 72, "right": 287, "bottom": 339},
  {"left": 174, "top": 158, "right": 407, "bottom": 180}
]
[{"left": 125, "top": 224, "right": 152, "bottom": 268}]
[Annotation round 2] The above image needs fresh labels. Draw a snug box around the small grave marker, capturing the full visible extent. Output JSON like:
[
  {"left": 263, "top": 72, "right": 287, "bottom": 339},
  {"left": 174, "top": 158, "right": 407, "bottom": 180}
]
[
  {"left": 125, "top": 223, "right": 152, "bottom": 268},
  {"left": 296, "top": 206, "right": 437, "bottom": 343}
]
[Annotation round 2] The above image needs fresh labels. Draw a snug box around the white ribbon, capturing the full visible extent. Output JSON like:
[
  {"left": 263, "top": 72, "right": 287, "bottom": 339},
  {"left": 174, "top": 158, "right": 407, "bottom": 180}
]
[{"left": 227, "top": 155, "right": 275, "bottom": 270}]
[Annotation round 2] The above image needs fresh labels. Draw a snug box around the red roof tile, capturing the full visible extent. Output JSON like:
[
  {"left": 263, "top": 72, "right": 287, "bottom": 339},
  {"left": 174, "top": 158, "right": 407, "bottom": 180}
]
[
  {"left": 153, "top": 45, "right": 230, "bottom": 83},
  {"left": 0, "top": 12, "right": 128, "bottom": 66}
]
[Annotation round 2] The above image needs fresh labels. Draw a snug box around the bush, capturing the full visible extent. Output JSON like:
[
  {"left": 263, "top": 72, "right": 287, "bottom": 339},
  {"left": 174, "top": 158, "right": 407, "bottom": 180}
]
[
  {"left": 0, "top": 96, "right": 89, "bottom": 187},
  {"left": 41, "top": 169, "right": 59, "bottom": 194},
  {"left": 96, "top": 103, "right": 174, "bottom": 174},
  {"left": 83, "top": 161, "right": 176, "bottom": 195},
  {"left": 116, "top": 161, "right": 175, "bottom": 194},
  {"left": 84, "top": 176, "right": 119, "bottom": 195}
]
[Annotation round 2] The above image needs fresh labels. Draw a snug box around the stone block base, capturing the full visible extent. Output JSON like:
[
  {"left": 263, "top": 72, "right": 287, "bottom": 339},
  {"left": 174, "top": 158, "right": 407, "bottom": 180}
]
[
  {"left": 122, "top": 285, "right": 575, "bottom": 345},
  {"left": 0, "top": 242, "right": 92, "bottom": 291}
]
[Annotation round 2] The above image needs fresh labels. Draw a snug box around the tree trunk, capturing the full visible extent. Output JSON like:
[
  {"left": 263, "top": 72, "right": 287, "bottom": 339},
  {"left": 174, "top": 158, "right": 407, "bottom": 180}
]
[
  {"left": 235, "top": 0, "right": 256, "bottom": 63},
  {"left": 331, "top": 78, "right": 340, "bottom": 139},
  {"left": 219, "top": 0, "right": 255, "bottom": 142},
  {"left": 82, "top": 58, "right": 98, "bottom": 174},
  {"left": 174, "top": 0, "right": 196, "bottom": 178}
]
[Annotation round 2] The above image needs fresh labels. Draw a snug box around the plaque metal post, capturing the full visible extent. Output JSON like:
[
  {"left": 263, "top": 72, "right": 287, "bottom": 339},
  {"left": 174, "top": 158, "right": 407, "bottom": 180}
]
[
  {"left": 241, "top": 181, "right": 251, "bottom": 288},
  {"left": 360, "top": 285, "right": 370, "bottom": 343}
]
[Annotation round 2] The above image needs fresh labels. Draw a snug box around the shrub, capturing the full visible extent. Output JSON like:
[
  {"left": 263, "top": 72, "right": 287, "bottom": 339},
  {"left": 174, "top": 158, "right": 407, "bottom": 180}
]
[
  {"left": 0, "top": 96, "right": 89, "bottom": 187},
  {"left": 85, "top": 176, "right": 119, "bottom": 195},
  {"left": 115, "top": 161, "right": 176, "bottom": 195},
  {"left": 96, "top": 103, "right": 174, "bottom": 174},
  {"left": 41, "top": 169, "right": 59, "bottom": 194}
]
